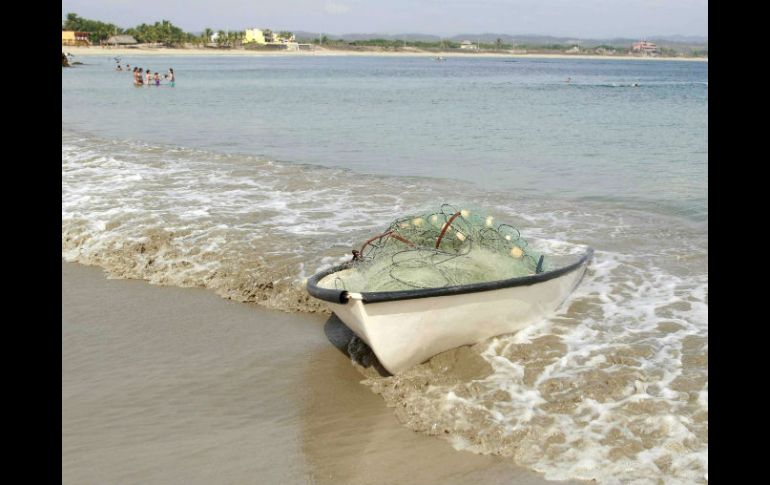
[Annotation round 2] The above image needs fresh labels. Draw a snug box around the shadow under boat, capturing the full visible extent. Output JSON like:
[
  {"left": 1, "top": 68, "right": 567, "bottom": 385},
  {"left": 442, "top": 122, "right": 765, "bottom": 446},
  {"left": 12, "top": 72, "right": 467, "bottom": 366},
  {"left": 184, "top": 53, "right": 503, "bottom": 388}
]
[{"left": 323, "top": 315, "right": 391, "bottom": 377}]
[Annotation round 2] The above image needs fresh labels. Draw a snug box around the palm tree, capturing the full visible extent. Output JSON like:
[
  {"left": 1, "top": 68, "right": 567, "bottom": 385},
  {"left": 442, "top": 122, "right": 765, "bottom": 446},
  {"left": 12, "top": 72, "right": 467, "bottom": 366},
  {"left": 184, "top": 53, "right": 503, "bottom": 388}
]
[
  {"left": 495, "top": 38, "right": 503, "bottom": 50},
  {"left": 135, "top": 23, "right": 148, "bottom": 43},
  {"left": 160, "top": 19, "right": 171, "bottom": 45},
  {"left": 64, "top": 13, "right": 81, "bottom": 30},
  {"left": 203, "top": 27, "right": 213, "bottom": 45}
]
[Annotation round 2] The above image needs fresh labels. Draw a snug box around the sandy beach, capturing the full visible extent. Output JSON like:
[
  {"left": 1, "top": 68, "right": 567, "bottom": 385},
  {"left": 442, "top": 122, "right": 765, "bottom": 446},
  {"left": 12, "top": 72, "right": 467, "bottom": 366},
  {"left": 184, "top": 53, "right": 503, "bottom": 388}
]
[
  {"left": 63, "top": 48, "right": 707, "bottom": 483},
  {"left": 64, "top": 45, "right": 706, "bottom": 62},
  {"left": 62, "top": 261, "right": 585, "bottom": 485}
]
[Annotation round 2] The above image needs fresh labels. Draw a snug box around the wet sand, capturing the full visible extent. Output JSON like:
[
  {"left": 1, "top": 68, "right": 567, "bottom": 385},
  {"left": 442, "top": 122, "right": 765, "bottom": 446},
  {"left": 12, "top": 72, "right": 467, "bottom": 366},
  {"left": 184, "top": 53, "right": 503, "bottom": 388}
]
[{"left": 62, "top": 261, "right": 583, "bottom": 484}]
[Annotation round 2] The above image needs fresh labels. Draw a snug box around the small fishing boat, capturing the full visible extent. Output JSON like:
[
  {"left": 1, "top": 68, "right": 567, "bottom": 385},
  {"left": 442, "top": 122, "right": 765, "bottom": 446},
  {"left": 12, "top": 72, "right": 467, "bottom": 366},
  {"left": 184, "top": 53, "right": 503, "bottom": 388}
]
[{"left": 306, "top": 206, "right": 593, "bottom": 374}]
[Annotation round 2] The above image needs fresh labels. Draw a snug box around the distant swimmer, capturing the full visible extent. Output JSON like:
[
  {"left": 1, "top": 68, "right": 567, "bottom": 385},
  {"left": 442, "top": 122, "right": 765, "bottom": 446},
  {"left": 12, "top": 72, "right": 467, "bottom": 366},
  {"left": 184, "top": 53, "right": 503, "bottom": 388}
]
[
  {"left": 154, "top": 72, "right": 161, "bottom": 86},
  {"left": 632, "top": 83, "right": 640, "bottom": 87},
  {"left": 134, "top": 67, "right": 143, "bottom": 86},
  {"left": 566, "top": 77, "right": 571, "bottom": 83},
  {"left": 116, "top": 64, "right": 122, "bottom": 71},
  {"left": 166, "top": 68, "right": 175, "bottom": 87},
  {"left": 145, "top": 69, "right": 152, "bottom": 86}
]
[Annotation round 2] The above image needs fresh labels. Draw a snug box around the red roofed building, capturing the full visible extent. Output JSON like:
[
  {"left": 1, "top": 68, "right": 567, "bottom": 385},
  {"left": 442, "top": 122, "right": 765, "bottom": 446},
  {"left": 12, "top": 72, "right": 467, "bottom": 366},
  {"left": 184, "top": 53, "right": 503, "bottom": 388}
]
[{"left": 632, "top": 40, "right": 658, "bottom": 54}]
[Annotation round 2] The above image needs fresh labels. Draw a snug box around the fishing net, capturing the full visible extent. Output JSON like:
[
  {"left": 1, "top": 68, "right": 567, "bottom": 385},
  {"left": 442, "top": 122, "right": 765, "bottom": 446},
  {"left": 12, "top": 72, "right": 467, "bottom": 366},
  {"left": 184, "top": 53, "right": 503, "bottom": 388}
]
[{"left": 319, "top": 204, "right": 546, "bottom": 292}]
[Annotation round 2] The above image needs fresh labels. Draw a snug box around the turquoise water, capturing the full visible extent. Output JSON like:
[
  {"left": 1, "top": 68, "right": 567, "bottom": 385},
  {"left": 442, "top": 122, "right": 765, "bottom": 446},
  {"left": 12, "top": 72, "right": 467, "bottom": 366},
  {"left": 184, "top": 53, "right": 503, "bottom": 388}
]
[
  {"left": 62, "top": 54, "right": 708, "bottom": 485},
  {"left": 62, "top": 55, "right": 707, "bottom": 220}
]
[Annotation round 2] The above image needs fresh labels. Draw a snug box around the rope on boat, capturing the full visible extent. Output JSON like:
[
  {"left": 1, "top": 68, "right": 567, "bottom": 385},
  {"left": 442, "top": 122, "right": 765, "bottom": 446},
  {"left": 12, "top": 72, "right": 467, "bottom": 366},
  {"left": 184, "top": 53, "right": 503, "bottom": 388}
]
[{"left": 335, "top": 204, "right": 546, "bottom": 291}]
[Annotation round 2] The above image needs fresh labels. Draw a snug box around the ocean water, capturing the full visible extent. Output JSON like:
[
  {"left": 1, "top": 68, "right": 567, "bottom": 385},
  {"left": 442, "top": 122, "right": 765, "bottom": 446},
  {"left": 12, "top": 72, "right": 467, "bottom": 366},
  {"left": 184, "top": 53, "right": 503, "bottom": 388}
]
[{"left": 62, "top": 54, "right": 707, "bottom": 484}]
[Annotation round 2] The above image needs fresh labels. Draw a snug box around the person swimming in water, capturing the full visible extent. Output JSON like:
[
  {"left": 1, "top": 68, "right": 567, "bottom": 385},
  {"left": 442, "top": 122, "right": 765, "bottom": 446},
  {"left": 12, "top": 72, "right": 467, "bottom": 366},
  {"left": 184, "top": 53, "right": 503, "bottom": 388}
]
[
  {"left": 116, "top": 64, "right": 122, "bottom": 71},
  {"left": 145, "top": 69, "right": 152, "bottom": 86},
  {"left": 166, "top": 68, "right": 175, "bottom": 87},
  {"left": 154, "top": 72, "right": 161, "bottom": 86},
  {"left": 134, "top": 68, "right": 143, "bottom": 86}
]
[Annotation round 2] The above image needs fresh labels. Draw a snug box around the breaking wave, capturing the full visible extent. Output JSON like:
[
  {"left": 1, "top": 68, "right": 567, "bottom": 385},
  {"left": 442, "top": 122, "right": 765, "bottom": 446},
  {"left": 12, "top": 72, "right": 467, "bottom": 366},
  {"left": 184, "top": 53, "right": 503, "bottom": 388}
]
[{"left": 62, "top": 131, "right": 707, "bottom": 484}]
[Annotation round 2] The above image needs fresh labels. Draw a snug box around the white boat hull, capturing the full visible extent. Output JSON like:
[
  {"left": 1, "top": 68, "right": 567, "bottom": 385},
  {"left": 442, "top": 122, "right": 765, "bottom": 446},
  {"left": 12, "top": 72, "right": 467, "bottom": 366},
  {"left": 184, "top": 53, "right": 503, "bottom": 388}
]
[{"left": 316, "top": 258, "right": 589, "bottom": 374}]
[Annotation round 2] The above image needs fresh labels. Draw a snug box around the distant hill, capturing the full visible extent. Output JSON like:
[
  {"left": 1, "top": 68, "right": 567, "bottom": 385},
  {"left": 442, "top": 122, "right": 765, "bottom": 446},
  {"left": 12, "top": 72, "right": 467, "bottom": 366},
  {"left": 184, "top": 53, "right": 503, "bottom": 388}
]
[
  {"left": 292, "top": 31, "right": 707, "bottom": 49},
  {"left": 293, "top": 31, "right": 442, "bottom": 42},
  {"left": 650, "top": 35, "right": 708, "bottom": 43},
  {"left": 449, "top": 34, "right": 707, "bottom": 49}
]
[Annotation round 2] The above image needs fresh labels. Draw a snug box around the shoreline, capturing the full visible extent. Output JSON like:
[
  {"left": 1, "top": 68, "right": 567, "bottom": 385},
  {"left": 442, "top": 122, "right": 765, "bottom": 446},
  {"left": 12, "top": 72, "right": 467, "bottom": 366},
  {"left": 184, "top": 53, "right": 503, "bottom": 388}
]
[
  {"left": 64, "top": 45, "right": 707, "bottom": 62},
  {"left": 62, "top": 261, "right": 585, "bottom": 485}
]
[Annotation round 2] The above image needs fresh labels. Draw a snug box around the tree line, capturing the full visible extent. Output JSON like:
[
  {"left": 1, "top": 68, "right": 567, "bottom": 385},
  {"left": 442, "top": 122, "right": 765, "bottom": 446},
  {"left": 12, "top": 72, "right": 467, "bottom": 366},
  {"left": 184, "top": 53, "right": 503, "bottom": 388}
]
[
  {"left": 63, "top": 13, "right": 705, "bottom": 57},
  {"left": 62, "top": 13, "right": 294, "bottom": 48},
  {"left": 64, "top": 13, "right": 192, "bottom": 45}
]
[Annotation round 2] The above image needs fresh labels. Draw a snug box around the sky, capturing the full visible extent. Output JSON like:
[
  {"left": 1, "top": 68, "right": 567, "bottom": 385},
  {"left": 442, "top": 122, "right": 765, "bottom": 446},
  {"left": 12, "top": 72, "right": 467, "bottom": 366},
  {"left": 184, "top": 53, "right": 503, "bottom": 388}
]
[{"left": 61, "top": 0, "right": 708, "bottom": 39}]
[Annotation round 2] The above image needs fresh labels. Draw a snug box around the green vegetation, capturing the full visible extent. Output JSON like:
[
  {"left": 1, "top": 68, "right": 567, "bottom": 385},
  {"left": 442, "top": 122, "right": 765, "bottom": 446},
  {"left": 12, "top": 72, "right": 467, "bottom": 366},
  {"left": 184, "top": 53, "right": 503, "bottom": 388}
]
[
  {"left": 516, "top": 43, "right": 572, "bottom": 51},
  {"left": 658, "top": 47, "right": 679, "bottom": 57},
  {"left": 478, "top": 41, "right": 515, "bottom": 50},
  {"left": 63, "top": 13, "right": 291, "bottom": 48},
  {"left": 63, "top": 13, "right": 121, "bottom": 44},
  {"left": 125, "top": 20, "right": 191, "bottom": 46},
  {"left": 305, "top": 35, "right": 335, "bottom": 46},
  {"left": 202, "top": 28, "right": 213, "bottom": 45},
  {"left": 216, "top": 30, "right": 227, "bottom": 46},
  {"left": 211, "top": 31, "right": 247, "bottom": 48},
  {"left": 63, "top": 13, "right": 195, "bottom": 46},
  {"left": 63, "top": 13, "right": 706, "bottom": 58},
  {"left": 304, "top": 38, "right": 464, "bottom": 50}
]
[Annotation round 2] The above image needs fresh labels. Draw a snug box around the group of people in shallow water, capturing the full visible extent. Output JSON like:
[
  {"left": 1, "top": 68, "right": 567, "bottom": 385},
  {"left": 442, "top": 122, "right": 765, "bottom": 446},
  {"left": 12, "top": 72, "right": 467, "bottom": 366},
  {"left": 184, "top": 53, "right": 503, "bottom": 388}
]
[{"left": 116, "top": 63, "right": 175, "bottom": 87}]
